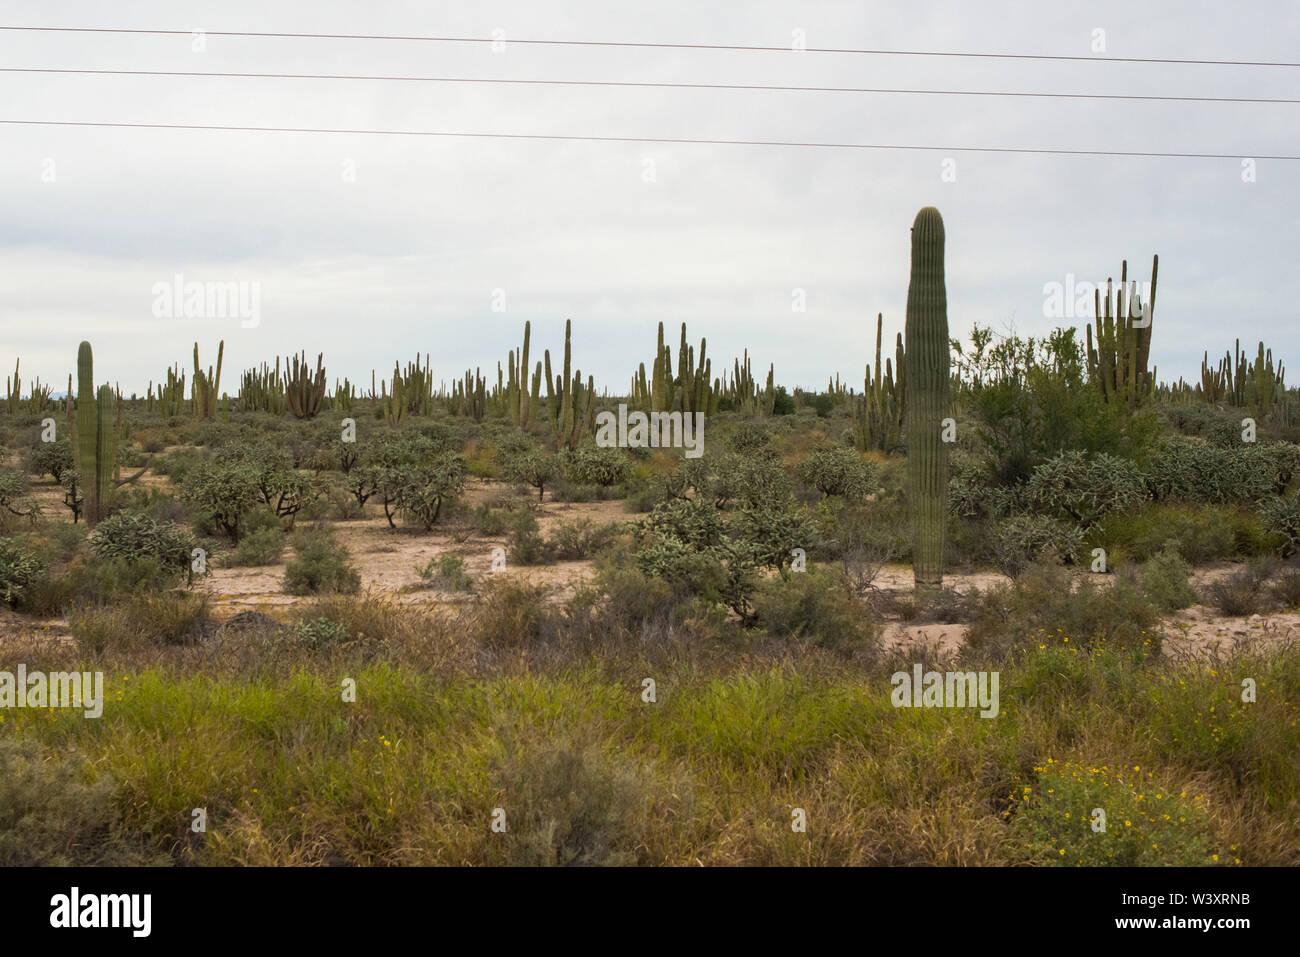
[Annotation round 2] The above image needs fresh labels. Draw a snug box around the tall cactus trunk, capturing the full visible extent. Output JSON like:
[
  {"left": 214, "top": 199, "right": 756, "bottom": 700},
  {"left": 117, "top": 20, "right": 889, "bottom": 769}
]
[{"left": 903, "top": 208, "right": 951, "bottom": 592}]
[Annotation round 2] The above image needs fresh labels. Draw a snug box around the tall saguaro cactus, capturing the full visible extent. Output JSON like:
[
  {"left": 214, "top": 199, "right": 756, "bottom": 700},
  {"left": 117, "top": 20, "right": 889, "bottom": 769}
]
[
  {"left": 73, "top": 341, "right": 145, "bottom": 526},
  {"left": 903, "top": 208, "right": 951, "bottom": 591}
]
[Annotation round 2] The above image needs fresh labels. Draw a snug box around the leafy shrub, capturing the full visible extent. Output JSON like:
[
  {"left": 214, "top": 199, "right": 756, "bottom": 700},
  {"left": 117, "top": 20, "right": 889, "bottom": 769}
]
[
  {"left": 505, "top": 509, "right": 553, "bottom": 565},
  {"left": 502, "top": 450, "right": 558, "bottom": 501},
  {"left": 991, "top": 515, "right": 1085, "bottom": 577},
  {"left": 548, "top": 518, "right": 619, "bottom": 560},
  {"left": 69, "top": 591, "right": 210, "bottom": 652},
  {"left": 753, "top": 568, "right": 874, "bottom": 649},
  {"left": 89, "top": 511, "right": 197, "bottom": 580},
  {"left": 471, "top": 502, "right": 508, "bottom": 536},
  {"left": 230, "top": 525, "right": 285, "bottom": 566},
  {"left": 1258, "top": 495, "right": 1300, "bottom": 557},
  {"left": 1204, "top": 566, "right": 1268, "bottom": 617},
  {"left": 0, "top": 469, "right": 37, "bottom": 525},
  {"left": 966, "top": 563, "right": 1161, "bottom": 660},
  {"left": 283, "top": 528, "right": 361, "bottom": 595},
  {"left": 474, "top": 579, "right": 553, "bottom": 649},
  {"left": 288, "top": 616, "right": 350, "bottom": 650},
  {"left": 1144, "top": 437, "right": 1273, "bottom": 505},
  {"left": 29, "top": 439, "right": 74, "bottom": 483},
  {"left": 1090, "top": 503, "right": 1242, "bottom": 563},
  {"left": 1139, "top": 548, "right": 1199, "bottom": 611},
  {"left": 796, "top": 445, "right": 879, "bottom": 500},
  {"left": 415, "top": 553, "right": 474, "bottom": 592},
  {"left": 565, "top": 445, "right": 630, "bottom": 489},
  {"left": 180, "top": 460, "right": 261, "bottom": 542},
  {"left": 1025, "top": 450, "right": 1147, "bottom": 528},
  {"left": 394, "top": 455, "right": 467, "bottom": 529},
  {"left": 0, "top": 536, "right": 46, "bottom": 605}
]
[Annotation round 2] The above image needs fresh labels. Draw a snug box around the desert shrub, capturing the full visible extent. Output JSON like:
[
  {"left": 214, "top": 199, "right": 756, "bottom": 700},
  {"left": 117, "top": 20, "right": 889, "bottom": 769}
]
[
  {"left": 180, "top": 460, "right": 261, "bottom": 542},
  {"left": 1144, "top": 436, "right": 1273, "bottom": 505},
  {"left": 230, "top": 525, "right": 285, "bottom": 566},
  {"left": 89, "top": 510, "right": 197, "bottom": 580},
  {"left": 1258, "top": 495, "right": 1300, "bottom": 557},
  {"left": 1089, "top": 503, "right": 1243, "bottom": 564},
  {"left": 491, "top": 728, "right": 661, "bottom": 866},
  {"left": 1015, "top": 760, "right": 1214, "bottom": 866},
  {"left": 731, "top": 502, "right": 819, "bottom": 575},
  {"left": 502, "top": 450, "right": 559, "bottom": 501},
  {"left": 991, "top": 514, "right": 1085, "bottom": 577},
  {"left": 0, "top": 740, "right": 161, "bottom": 865},
  {"left": 0, "top": 469, "right": 37, "bottom": 525},
  {"left": 288, "top": 616, "right": 351, "bottom": 650},
  {"left": 1139, "top": 547, "right": 1199, "bottom": 611},
  {"left": 592, "top": 559, "right": 684, "bottom": 628},
  {"left": 948, "top": 453, "right": 1022, "bottom": 519},
  {"left": 1270, "top": 565, "right": 1300, "bottom": 609},
  {"left": 0, "top": 536, "right": 46, "bottom": 605},
  {"left": 29, "top": 439, "right": 74, "bottom": 483},
  {"left": 822, "top": 502, "right": 906, "bottom": 597},
  {"left": 753, "top": 568, "right": 875, "bottom": 649},
  {"left": 393, "top": 455, "right": 467, "bottom": 529},
  {"left": 726, "top": 422, "right": 775, "bottom": 457},
  {"left": 966, "top": 563, "right": 1161, "bottom": 660},
  {"left": 474, "top": 579, "right": 553, "bottom": 649},
  {"left": 1204, "top": 565, "right": 1270, "bottom": 617},
  {"left": 565, "top": 445, "right": 630, "bottom": 489},
  {"left": 507, "top": 509, "right": 555, "bottom": 565},
  {"left": 283, "top": 528, "right": 361, "bottom": 595},
  {"left": 548, "top": 518, "right": 619, "bottom": 560},
  {"left": 415, "top": 553, "right": 474, "bottom": 592},
  {"left": 471, "top": 502, "right": 509, "bottom": 536},
  {"left": 796, "top": 445, "right": 879, "bottom": 500},
  {"left": 643, "top": 498, "right": 728, "bottom": 551},
  {"left": 1024, "top": 450, "right": 1147, "bottom": 528},
  {"left": 636, "top": 536, "right": 757, "bottom": 622},
  {"left": 68, "top": 591, "right": 210, "bottom": 652}
]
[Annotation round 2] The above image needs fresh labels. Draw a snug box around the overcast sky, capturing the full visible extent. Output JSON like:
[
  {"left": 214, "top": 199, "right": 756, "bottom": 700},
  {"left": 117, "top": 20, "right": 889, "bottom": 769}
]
[{"left": 1, "top": 0, "right": 1297, "bottom": 397}]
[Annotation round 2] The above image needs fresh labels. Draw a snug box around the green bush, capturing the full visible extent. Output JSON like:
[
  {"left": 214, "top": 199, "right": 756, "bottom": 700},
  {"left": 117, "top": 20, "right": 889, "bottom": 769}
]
[
  {"left": 796, "top": 445, "right": 879, "bottom": 500},
  {"left": 991, "top": 515, "right": 1085, "bottom": 577},
  {"left": 753, "top": 568, "right": 874, "bottom": 649},
  {"left": 180, "top": 460, "right": 261, "bottom": 542},
  {"left": 68, "top": 591, "right": 211, "bottom": 652},
  {"left": 565, "top": 445, "right": 630, "bottom": 489},
  {"left": 966, "top": 563, "right": 1161, "bottom": 660},
  {"left": 89, "top": 511, "right": 197, "bottom": 580},
  {"left": 0, "top": 536, "right": 46, "bottom": 605},
  {"left": 1258, "top": 495, "right": 1300, "bottom": 557},
  {"left": 507, "top": 509, "right": 555, "bottom": 565},
  {"left": 393, "top": 455, "right": 467, "bottom": 529},
  {"left": 415, "top": 553, "right": 474, "bottom": 592},
  {"left": 1025, "top": 450, "right": 1147, "bottom": 528},
  {"left": 29, "top": 439, "right": 74, "bottom": 483},
  {"left": 1090, "top": 503, "right": 1243, "bottom": 563},
  {"left": 502, "top": 450, "right": 558, "bottom": 501},
  {"left": 1140, "top": 548, "right": 1199, "bottom": 611},
  {"left": 548, "top": 518, "right": 619, "bottom": 560},
  {"left": 230, "top": 525, "right": 285, "bottom": 566},
  {"left": 283, "top": 528, "right": 361, "bottom": 595}
]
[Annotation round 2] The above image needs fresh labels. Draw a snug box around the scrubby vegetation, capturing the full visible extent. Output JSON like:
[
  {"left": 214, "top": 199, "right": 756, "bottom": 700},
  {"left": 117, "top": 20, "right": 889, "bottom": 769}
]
[{"left": 3, "top": 227, "right": 1300, "bottom": 866}]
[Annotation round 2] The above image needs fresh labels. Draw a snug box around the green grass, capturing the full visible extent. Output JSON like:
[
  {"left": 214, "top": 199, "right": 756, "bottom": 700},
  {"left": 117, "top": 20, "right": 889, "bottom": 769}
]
[{"left": 2, "top": 637, "right": 1296, "bottom": 865}]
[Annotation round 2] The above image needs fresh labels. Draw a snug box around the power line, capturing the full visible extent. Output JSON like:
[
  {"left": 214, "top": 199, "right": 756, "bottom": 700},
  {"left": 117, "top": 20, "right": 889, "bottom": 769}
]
[
  {"left": 3, "top": 118, "right": 1296, "bottom": 160},
  {"left": 3, "top": 66, "right": 1297, "bottom": 104},
  {"left": 2, "top": 25, "right": 1298, "bottom": 67}
]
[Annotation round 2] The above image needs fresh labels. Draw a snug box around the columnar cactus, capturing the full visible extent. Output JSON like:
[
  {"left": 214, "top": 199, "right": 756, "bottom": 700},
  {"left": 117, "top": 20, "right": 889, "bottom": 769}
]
[
  {"left": 1084, "top": 255, "right": 1158, "bottom": 406},
  {"left": 285, "top": 352, "right": 327, "bottom": 419},
  {"left": 853, "top": 313, "right": 906, "bottom": 452},
  {"left": 903, "top": 208, "right": 951, "bottom": 591},
  {"left": 544, "top": 319, "right": 594, "bottom": 449},
  {"left": 73, "top": 341, "right": 144, "bottom": 526},
  {"left": 192, "top": 340, "right": 224, "bottom": 419}
]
